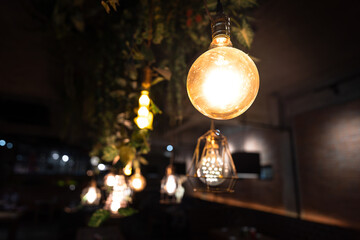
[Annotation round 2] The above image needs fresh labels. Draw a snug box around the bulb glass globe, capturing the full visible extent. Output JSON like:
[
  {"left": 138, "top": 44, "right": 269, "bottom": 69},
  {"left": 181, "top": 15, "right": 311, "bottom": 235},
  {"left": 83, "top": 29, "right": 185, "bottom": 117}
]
[
  {"left": 85, "top": 187, "right": 97, "bottom": 204},
  {"left": 129, "top": 171, "right": 146, "bottom": 192},
  {"left": 139, "top": 91, "right": 150, "bottom": 106},
  {"left": 123, "top": 162, "right": 132, "bottom": 176},
  {"left": 164, "top": 175, "right": 177, "bottom": 195},
  {"left": 81, "top": 181, "right": 101, "bottom": 205},
  {"left": 138, "top": 106, "right": 149, "bottom": 116},
  {"left": 197, "top": 146, "right": 229, "bottom": 186},
  {"left": 187, "top": 37, "right": 259, "bottom": 120},
  {"left": 104, "top": 173, "right": 116, "bottom": 187}
]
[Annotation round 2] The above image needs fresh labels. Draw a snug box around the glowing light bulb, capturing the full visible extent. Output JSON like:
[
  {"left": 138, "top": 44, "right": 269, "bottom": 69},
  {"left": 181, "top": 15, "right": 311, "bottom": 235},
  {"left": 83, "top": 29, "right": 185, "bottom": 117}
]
[
  {"left": 81, "top": 181, "right": 101, "bottom": 205},
  {"left": 104, "top": 172, "right": 116, "bottom": 187},
  {"left": 139, "top": 90, "right": 150, "bottom": 106},
  {"left": 135, "top": 113, "right": 153, "bottom": 129},
  {"left": 85, "top": 187, "right": 97, "bottom": 204},
  {"left": 105, "top": 175, "right": 132, "bottom": 214},
  {"left": 138, "top": 106, "right": 149, "bottom": 116},
  {"left": 187, "top": 14, "right": 259, "bottom": 120},
  {"left": 187, "top": 127, "right": 238, "bottom": 192},
  {"left": 134, "top": 90, "right": 153, "bottom": 129},
  {"left": 164, "top": 175, "right": 177, "bottom": 195},
  {"left": 123, "top": 162, "right": 132, "bottom": 176},
  {"left": 161, "top": 165, "right": 178, "bottom": 196},
  {"left": 197, "top": 142, "right": 228, "bottom": 186},
  {"left": 129, "top": 169, "right": 146, "bottom": 192}
]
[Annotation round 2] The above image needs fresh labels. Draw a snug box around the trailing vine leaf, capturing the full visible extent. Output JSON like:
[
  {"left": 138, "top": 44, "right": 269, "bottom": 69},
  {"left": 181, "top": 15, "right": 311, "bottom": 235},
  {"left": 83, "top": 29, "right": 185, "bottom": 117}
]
[
  {"left": 232, "top": 19, "right": 254, "bottom": 49},
  {"left": 108, "top": 0, "right": 119, "bottom": 11},
  {"left": 110, "top": 90, "right": 126, "bottom": 98},
  {"left": 151, "top": 76, "right": 167, "bottom": 86},
  {"left": 102, "top": 145, "right": 119, "bottom": 162},
  {"left": 118, "top": 207, "right": 138, "bottom": 217},
  {"left": 119, "top": 145, "right": 136, "bottom": 165},
  {"left": 149, "top": 100, "right": 162, "bottom": 115},
  {"left": 230, "top": 0, "right": 257, "bottom": 9},
  {"left": 130, "top": 129, "right": 150, "bottom": 154},
  {"left": 138, "top": 156, "right": 148, "bottom": 165},
  {"left": 88, "top": 209, "right": 110, "bottom": 228},
  {"left": 101, "top": 1, "right": 110, "bottom": 14},
  {"left": 141, "top": 44, "right": 155, "bottom": 63},
  {"left": 153, "top": 67, "right": 171, "bottom": 80},
  {"left": 249, "top": 55, "right": 260, "bottom": 63}
]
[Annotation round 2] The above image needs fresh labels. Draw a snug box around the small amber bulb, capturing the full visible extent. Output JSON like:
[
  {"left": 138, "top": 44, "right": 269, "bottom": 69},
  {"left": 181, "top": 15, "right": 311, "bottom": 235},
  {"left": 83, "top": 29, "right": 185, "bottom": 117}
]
[{"left": 129, "top": 169, "right": 146, "bottom": 192}]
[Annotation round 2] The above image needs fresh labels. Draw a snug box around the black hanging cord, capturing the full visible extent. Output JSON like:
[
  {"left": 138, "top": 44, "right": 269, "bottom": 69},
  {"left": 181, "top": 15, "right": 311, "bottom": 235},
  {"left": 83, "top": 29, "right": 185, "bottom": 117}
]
[
  {"left": 216, "top": 0, "right": 224, "bottom": 14},
  {"left": 202, "top": 0, "right": 213, "bottom": 23}
]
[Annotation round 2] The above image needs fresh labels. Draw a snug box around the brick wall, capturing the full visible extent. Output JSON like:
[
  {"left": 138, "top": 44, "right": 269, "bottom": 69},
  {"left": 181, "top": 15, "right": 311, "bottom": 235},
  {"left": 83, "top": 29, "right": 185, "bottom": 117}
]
[{"left": 293, "top": 98, "right": 360, "bottom": 230}]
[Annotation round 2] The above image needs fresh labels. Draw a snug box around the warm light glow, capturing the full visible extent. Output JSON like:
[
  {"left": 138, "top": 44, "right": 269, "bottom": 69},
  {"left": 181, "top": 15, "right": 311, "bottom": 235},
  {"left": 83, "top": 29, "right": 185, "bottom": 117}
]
[
  {"left": 164, "top": 175, "right": 177, "bottom": 195},
  {"left": 138, "top": 106, "right": 149, "bottom": 116},
  {"left": 196, "top": 137, "right": 231, "bottom": 186},
  {"left": 139, "top": 90, "right": 150, "bottom": 106},
  {"left": 129, "top": 170, "right": 146, "bottom": 192},
  {"left": 134, "top": 90, "right": 153, "bottom": 129},
  {"left": 187, "top": 37, "right": 259, "bottom": 120},
  {"left": 187, "top": 129, "right": 238, "bottom": 192},
  {"left": 104, "top": 172, "right": 116, "bottom": 187},
  {"left": 105, "top": 175, "right": 132, "bottom": 214},
  {"left": 135, "top": 113, "right": 153, "bottom": 129},
  {"left": 81, "top": 182, "right": 101, "bottom": 206},
  {"left": 212, "top": 36, "right": 231, "bottom": 46},
  {"left": 84, "top": 187, "right": 97, "bottom": 204},
  {"left": 123, "top": 162, "right": 132, "bottom": 176}
]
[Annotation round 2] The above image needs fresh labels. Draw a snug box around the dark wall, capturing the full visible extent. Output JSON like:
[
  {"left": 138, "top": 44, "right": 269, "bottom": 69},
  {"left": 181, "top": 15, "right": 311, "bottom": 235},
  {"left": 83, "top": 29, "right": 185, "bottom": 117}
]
[{"left": 293, "top": 98, "right": 360, "bottom": 230}]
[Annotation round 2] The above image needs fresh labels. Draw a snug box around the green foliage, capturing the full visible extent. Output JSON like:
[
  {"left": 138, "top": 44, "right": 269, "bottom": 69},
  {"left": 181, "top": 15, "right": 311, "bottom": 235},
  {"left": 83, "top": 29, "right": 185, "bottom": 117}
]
[
  {"left": 118, "top": 207, "right": 139, "bottom": 217},
  {"left": 119, "top": 145, "right": 136, "bottom": 165},
  {"left": 232, "top": 19, "right": 254, "bottom": 49},
  {"left": 102, "top": 145, "right": 119, "bottom": 162},
  {"left": 29, "top": 0, "right": 258, "bottom": 170},
  {"left": 130, "top": 129, "right": 150, "bottom": 154},
  {"left": 88, "top": 209, "right": 110, "bottom": 227}
]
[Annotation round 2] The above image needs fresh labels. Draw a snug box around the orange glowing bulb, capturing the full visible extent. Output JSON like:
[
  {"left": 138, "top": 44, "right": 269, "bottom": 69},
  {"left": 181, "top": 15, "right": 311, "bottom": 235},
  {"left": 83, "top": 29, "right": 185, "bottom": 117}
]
[{"left": 187, "top": 35, "right": 259, "bottom": 120}]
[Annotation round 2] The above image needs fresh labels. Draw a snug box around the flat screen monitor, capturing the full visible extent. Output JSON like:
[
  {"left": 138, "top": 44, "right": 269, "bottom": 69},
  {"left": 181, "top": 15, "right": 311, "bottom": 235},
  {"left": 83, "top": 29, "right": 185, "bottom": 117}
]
[{"left": 231, "top": 152, "right": 260, "bottom": 179}]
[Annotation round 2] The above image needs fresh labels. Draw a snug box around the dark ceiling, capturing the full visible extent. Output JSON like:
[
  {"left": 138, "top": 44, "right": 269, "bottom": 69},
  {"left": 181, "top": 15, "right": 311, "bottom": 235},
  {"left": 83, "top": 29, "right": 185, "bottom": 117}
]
[{"left": 0, "top": 0, "right": 360, "bottom": 145}]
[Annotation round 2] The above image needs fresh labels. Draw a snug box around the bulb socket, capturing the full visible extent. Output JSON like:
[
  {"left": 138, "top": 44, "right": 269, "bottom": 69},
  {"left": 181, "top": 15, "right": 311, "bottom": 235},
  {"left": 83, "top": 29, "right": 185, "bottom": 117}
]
[{"left": 211, "top": 13, "right": 230, "bottom": 39}]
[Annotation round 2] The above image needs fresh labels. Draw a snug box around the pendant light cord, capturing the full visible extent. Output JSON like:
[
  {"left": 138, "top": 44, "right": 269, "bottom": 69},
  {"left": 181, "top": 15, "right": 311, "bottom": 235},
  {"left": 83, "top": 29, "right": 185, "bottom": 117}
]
[{"left": 202, "top": 0, "right": 213, "bottom": 23}]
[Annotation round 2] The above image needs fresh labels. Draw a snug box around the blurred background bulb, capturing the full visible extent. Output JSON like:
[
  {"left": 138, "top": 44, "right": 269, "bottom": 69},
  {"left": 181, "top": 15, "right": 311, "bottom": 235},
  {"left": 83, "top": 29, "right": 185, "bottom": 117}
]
[
  {"left": 164, "top": 175, "right": 177, "bottom": 195},
  {"left": 135, "top": 90, "right": 153, "bottom": 129},
  {"left": 84, "top": 187, "right": 97, "bottom": 204},
  {"left": 104, "top": 172, "right": 116, "bottom": 187},
  {"left": 81, "top": 181, "right": 101, "bottom": 205},
  {"left": 187, "top": 35, "right": 259, "bottom": 120},
  {"left": 123, "top": 162, "right": 132, "bottom": 176},
  {"left": 161, "top": 166, "right": 178, "bottom": 196},
  {"left": 129, "top": 169, "right": 146, "bottom": 192},
  {"left": 105, "top": 175, "right": 131, "bottom": 213},
  {"left": 139, "top": 90, "right": 150, "bottom": 106}
]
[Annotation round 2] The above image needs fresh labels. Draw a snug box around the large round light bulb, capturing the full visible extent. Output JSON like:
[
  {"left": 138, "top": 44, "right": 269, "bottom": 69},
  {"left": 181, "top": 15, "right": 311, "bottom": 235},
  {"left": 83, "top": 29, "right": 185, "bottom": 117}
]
[{"left": 187, "top": 37, "right": 259, "bottom": 120}]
